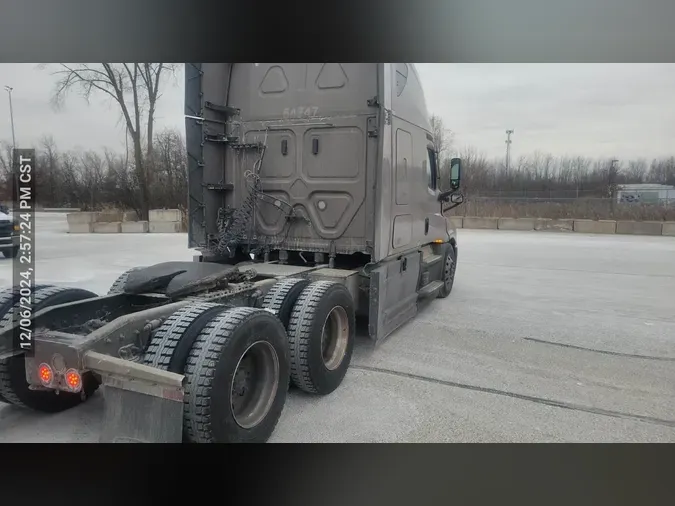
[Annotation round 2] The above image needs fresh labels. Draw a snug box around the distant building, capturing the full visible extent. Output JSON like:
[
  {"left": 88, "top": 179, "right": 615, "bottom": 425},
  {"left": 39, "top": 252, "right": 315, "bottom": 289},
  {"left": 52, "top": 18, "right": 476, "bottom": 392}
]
[{"left": 617, "top": 183, "right": 675, "bottom": 204}]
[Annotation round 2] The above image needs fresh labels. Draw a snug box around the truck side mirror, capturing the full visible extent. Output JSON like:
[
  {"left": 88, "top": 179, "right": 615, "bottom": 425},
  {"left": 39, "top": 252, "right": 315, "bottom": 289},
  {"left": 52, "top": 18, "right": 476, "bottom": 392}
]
[{"left": 450, "top": 157, "right": 461, "bottom": 190}]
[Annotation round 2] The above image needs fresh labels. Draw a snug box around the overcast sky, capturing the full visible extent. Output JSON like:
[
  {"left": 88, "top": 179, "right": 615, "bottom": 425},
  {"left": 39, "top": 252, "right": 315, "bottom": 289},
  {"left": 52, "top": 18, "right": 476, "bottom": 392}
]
[{"left": 0, "top": 63, "right": 673, "bottom": 161}]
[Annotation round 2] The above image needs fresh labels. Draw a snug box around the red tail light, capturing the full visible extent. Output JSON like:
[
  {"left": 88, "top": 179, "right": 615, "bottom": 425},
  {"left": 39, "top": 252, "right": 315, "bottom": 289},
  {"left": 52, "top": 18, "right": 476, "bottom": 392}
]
[
  {"left": 38, "top": 363, "right": 53, "bottom": 386},
  {"left": 65, "top": 369, "right": 82, "bottom": 392}
]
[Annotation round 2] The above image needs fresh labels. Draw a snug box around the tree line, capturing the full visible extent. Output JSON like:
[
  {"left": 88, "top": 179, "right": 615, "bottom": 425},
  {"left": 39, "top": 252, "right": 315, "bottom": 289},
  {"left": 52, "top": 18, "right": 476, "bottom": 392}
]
[
  {"left": 2, "top": 122, "right": 674, "bottom": 215},
  {"left": 0, "top": 129, "right": 188, "bottom": 217},
  {"left": 430, "top": 115, "right": 675, "bottom": 199}
]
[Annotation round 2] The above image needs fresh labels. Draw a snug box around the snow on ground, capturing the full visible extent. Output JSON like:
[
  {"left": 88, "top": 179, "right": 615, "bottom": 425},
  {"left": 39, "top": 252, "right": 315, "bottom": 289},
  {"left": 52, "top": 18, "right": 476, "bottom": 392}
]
[{"left": 0, "top": 213, "right": 674, "bottom": 442}]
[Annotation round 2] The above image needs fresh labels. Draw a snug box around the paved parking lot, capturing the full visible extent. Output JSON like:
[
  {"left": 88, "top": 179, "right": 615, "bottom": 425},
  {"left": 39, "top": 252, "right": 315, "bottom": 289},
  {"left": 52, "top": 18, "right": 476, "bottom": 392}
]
[{"left": 1, "top": 213, "right": 673, "bottom": 442}]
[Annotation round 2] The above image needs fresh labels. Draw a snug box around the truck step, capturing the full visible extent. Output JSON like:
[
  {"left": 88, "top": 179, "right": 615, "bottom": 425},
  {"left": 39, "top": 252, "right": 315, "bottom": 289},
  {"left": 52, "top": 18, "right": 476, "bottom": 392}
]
[
  {"left": 418, "top": 280, "right": 444, "bottom": 299},
  {"left": 422, "top": 254, "right": 443, "bottom": 267}
]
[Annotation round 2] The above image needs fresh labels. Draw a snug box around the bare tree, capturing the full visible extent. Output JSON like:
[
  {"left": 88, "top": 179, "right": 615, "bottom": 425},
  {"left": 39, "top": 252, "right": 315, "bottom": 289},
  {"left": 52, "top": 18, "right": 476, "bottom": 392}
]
[
  {"left": 154, "top": 128, "right": 188, "bottom": 208},
  {"left": 626, "top": 158, "right": 647, "bottom": 183},
  {"left": 430, "top": 114, "right": 455, "bottom": 189},
  {"left": 79, "top": 151, "right": 106, "bottom": 210},
  {"left": 648, "top": 156, "right": 675, "bottom": 185},
  {"left": 47, "top": 63, "right": 176, "bottom": 219},
  {"left": 0, "top": 141, "right": 13, "bottom": 202},
  {"left": 59, "top": 151, "right": 81, "bottom": 206},
  {"left": 38, "top": 135, "right": 60, "bottom": 206},
  {"left": 429, "top": 114, "right": 453, "bottom": 161},
  {"left": 459, "top": 146, "right": 490, "bottom": 194},
  {"left": 0, "top": 141, "right": 13, "bottom": 180}
]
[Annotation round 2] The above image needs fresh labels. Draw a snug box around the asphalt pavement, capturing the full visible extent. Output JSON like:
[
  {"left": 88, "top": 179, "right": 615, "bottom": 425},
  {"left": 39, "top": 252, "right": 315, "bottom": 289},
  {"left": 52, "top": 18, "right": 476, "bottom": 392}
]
[{"left": 0, "top": 214, "right": 673, "bottom": 442}]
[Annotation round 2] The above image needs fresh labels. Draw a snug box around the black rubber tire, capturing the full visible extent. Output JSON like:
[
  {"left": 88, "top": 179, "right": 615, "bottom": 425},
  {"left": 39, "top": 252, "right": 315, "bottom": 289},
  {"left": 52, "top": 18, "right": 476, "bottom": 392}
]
[
  {"left": 107, "top": 267, "right": 145, "bottom": 294},
  {"left": 0, "top": 287, "right": 18, "bottom": 405},
  {"left": 183, "top": 307, "right": 290, "bottom": 443},
  {"left": 0, "top": 285, "right": 101, "bottom": 411},
  {"left": 0, "top": 284, "right": 51, "bottom": 323},
  {"left": 0, "top": 284, "right": 50, "bottom": 405},
  {"left": 262, "top": 278, "right": 311, "bottom": 329},
  {"left": 143, "top": 302, "right": 227, "bottom": 373},
  {"left": 437, "top": 244, "right": 457, "bottom": 299},
  {"left": 2, "top": 247, "right": 18, "bottom": 259},
  {"left": 286, "top": 281, "right": 355, "bottom": 395}
]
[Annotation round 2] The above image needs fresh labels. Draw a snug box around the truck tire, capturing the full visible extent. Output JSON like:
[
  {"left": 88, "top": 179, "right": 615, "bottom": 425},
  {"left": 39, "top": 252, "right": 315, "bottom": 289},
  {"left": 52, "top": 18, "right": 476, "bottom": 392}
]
[
  {"left": 0, "top": 284, "right": 50, "bottom": 405},
  {"left": 437, "top": 244, "right": 457, "bottom": 299},
  {"left": 143, "top": 302, "right": 227, "bottom": 373},
  {"left": 0, "top": 287, "right": 22, "bottom": 405},
  {"left": 286, "top": 281, "right": 355, "bottom": 395},
  {"left": 183, "top": 307, "right": 290, "bottom": 443},
  {"left": 0, "top": 284, "right": 52, "bottom": 328},
  {"left": 0, "top": 285, "right": 47, "bottom": 320},
  {"left": 107, "top": 267, "right": 144, "bottom": 294},
  {"left": 262, "top": 278, "right": 311, "bottom": 329},
  {"left": 0, "top": 285, "right": 100, "bottom": 412}
]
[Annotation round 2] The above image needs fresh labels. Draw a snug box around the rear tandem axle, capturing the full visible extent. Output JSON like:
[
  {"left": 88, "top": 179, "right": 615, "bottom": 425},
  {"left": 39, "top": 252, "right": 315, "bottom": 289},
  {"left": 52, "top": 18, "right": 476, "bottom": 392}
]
[{"left": 0, "top": 260, "right": 358, "bottom": 443}]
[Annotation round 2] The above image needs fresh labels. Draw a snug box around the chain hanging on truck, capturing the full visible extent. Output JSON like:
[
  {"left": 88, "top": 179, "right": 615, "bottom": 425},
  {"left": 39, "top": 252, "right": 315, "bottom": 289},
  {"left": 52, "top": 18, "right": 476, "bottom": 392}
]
[
  {"left": 214, "top": 131, "right": 270, "bottom": 256},
  {"left": 215, "top": 185, "right": 260, "bottom": 256}
]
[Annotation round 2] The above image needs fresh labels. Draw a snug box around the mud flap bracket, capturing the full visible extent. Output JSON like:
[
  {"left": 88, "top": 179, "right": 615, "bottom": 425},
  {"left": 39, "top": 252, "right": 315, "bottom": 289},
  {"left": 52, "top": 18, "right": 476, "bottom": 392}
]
[{"left": 84, "top": 351, "right": 185, "bottom": 443}]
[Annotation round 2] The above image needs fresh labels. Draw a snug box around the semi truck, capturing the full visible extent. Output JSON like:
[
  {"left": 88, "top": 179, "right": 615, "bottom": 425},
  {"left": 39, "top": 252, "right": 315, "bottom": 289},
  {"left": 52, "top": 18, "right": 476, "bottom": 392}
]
[{"left": 0, "top": 63, "right": 464, "bottom": 443}]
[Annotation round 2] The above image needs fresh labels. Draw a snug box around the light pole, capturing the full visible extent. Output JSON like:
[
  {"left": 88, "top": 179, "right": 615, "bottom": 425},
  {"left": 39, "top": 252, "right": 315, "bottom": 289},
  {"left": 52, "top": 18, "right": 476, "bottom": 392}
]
[
  {"left": 505, "top": 129, "right": 514, "bottom": 174},
  {"left": 4, "top": 86, "right": 16, "bottom": 152}
]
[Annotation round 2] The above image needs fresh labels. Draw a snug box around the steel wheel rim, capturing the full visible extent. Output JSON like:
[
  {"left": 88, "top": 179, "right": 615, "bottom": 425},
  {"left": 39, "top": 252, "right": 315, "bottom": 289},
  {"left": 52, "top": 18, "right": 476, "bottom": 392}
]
[
  {"left": 320, "top": 306, "right": 349, "bottom": 371},
  {"left": 445, "top": 253, "right": 454, "bottom": 288},
  {"left": 230, "top": 340, "right": 280, "bottom": 429}
]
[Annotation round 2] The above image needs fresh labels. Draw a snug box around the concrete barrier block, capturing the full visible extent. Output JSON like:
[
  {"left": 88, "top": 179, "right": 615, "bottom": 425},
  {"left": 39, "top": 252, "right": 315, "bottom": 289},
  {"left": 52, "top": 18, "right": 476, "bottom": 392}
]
[
  {"left": 121, "top": 221, "right": 149, "bottom": 233},
  {"left": 122, "top": 211, "right": 139, "bottom": 222},
  {"left": 573, "top": 220, "right": 616, "bottom": 234},
  {"left": 498, "top": 218, "right": 535, "bottom": 231},
  {"left": 448, "top": 216, "right": 463, "bottom": 229},
  {"left": 149, "top": 221, "right": 181, "bottom": 233},
  {"left": 615, "top": 221, "right": 663, "bottom": 236},
  {"left": 534, "top": 219, "right": 574, "bottom": 232},
  {"left": 68, "top": 223, "right": 94, "bottom": 233},
  {"left": 662, "top": 222, "right": 675, "bottom": 236},
  {"left": 149, "top": 209, "right": 182, "bottom": 222},
  {"left": 66, "top": 212, "right": 99, "bottom": 225},
  {"left": 96, "top": 212, "right": 123, "bottom": 223},
  {"left": 463, "top": 217, "right": 499, "bottom": 230},
  {"left": 93, "top": 222, "right": 122, "bottom": 233}
]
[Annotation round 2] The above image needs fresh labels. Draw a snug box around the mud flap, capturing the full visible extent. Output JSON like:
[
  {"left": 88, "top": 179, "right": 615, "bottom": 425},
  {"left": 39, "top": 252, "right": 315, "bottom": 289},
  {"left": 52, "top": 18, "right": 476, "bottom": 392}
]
[{"left": 83, "top": 351, "right": 185, "bottom": 443}]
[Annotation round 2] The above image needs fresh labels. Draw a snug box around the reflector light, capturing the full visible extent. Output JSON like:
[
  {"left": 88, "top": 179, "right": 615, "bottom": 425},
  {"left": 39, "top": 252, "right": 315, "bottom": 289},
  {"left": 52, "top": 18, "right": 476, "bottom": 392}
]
[
  {"left": 38, "top": 363, "right": 53, "bottom": 386},
  {"left": 65, "top": 369, "right": 82, "bottom": 392}
]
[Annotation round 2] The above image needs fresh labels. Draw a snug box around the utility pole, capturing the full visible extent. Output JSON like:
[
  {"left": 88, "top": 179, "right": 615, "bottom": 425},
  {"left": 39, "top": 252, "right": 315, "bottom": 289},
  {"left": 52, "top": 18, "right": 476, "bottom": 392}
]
[
  {"left": 505, "top": 129, "right": 514, "bottom": 173},
  {"left": 4, "top": 86, "right": 16, "bottom": 152}
]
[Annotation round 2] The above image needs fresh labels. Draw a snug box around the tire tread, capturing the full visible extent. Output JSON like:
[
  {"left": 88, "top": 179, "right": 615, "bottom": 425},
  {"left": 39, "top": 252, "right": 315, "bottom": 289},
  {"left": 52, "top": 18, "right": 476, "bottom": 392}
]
[
  {"left": 261, "top": 278, "right": 310, "bottom": 328},
  {"left": 108, "top": 267, "right": 144, "bottom": 294},
  {"left": 183, "top": 306, "right": 273, "bottom": 443},
  {"left": 286, "top": 280, "right": 337, "bottom": 393},
  {"left": 143, "top": 302, "right": 223, "bottom": 370}
]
